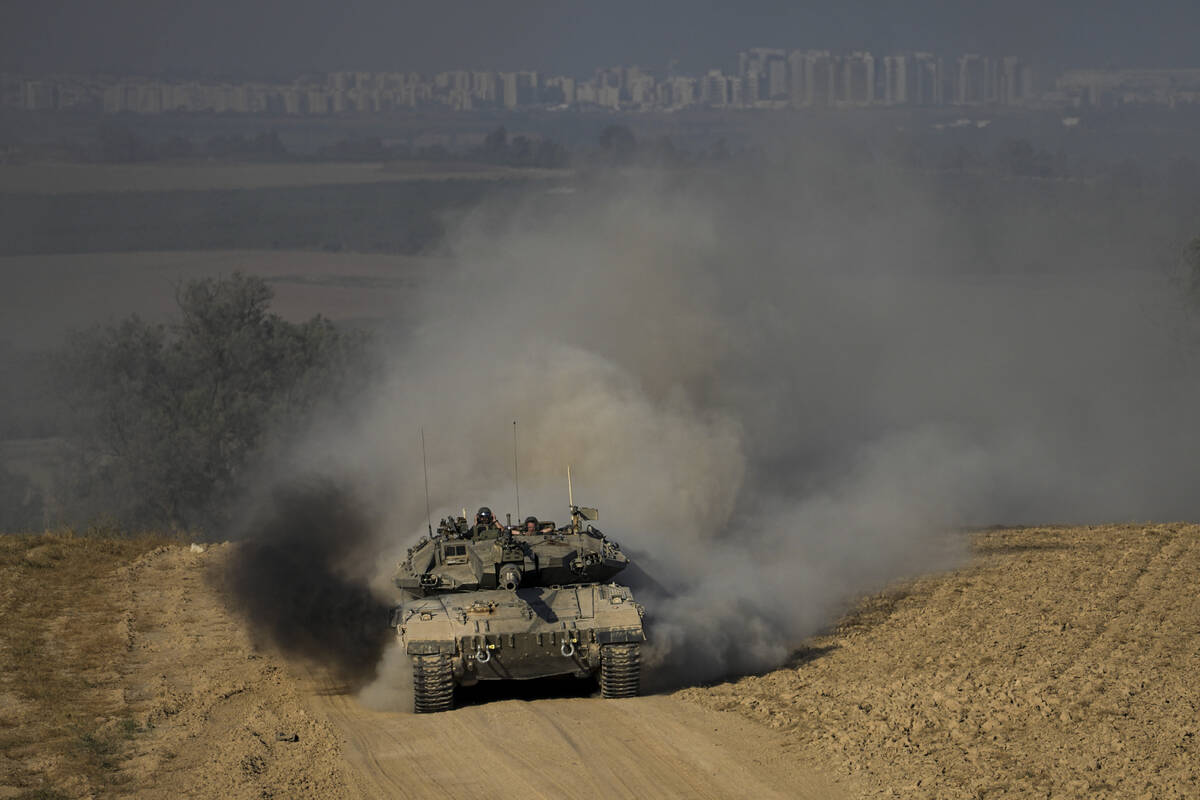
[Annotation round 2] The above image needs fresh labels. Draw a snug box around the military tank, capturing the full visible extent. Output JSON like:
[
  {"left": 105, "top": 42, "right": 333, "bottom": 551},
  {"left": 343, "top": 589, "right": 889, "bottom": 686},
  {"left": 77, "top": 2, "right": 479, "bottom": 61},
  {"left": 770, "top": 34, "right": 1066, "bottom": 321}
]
[{"left": 390, "top": 504, "right": 646, "bottom": 713}]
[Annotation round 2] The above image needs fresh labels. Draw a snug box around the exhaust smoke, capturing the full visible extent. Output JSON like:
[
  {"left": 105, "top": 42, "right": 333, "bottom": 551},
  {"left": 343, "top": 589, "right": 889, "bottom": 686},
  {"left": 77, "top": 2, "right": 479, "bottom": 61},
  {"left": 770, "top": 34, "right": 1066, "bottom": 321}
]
[{"left": 223, "top": 480, "right": 392, "bottom": 687}]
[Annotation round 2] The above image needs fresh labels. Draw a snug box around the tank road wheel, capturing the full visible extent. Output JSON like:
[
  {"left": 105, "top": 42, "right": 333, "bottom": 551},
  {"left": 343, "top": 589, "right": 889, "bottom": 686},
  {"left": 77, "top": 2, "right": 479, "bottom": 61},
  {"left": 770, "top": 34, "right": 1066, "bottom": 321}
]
[
  {"left": 599, "top": 643, "right": 641, "bottom": 699},
  {"left": 412, "top": 653, "right": 454, "bottom": 713}
]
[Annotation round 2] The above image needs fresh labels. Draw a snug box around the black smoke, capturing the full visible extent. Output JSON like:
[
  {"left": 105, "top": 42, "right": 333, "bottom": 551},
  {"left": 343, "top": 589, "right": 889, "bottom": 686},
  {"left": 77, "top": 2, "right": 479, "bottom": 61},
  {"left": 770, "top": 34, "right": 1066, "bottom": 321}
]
[{"left": 221, "top": 479, "right": 392, "bottom": 687}]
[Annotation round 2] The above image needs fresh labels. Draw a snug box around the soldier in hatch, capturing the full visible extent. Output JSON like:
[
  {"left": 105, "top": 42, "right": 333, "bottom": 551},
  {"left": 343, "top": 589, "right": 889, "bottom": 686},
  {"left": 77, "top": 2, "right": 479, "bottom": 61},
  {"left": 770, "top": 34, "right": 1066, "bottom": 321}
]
[
  {"left": 522, "top": 516, "right": 539, "bottom": 534},
  {"left": 471, "top": 506, "right": 502, "bottom": 538}
]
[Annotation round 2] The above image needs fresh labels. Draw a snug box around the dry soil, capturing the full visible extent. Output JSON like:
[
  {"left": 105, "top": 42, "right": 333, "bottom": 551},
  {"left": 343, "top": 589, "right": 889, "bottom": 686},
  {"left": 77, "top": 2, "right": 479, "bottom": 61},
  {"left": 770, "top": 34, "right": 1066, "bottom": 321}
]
[
  {"left": 683, "top": 523, "right": 1200, "bottom": 799},
  {"left": 2, "top": 524, "right": 1197, "bottom": 799}
]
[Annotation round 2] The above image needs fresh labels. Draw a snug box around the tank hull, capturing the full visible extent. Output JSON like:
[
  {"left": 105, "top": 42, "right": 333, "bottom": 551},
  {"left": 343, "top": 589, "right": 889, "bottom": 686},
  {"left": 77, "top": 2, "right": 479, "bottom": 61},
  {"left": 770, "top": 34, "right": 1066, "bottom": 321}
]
[{"left": 394, "top": 583, "right": 645, "bottom": 684}]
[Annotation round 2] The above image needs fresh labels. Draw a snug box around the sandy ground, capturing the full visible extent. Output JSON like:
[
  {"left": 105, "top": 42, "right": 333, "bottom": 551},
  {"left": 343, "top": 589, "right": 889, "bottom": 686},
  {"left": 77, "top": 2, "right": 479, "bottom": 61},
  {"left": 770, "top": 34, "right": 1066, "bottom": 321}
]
[
  {"left": 307, "top": 676, "right": 840, "bottom": 799},
  {"left": 114, "top": 545, "right": 348, "bottom": 799},
  {"left": 4, "top": 524, "right": 1198, "bottom": 798}
]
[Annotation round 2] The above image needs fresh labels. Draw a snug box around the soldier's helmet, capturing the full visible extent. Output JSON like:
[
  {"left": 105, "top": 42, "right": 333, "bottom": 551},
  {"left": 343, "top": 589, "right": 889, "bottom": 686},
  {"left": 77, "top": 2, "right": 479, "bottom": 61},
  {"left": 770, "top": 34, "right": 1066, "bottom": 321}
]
[
  {"left": 475, "top": 506, "right": 494, "bottom": 525},
  {"left": 523, "top": 516, "right": 539, "bottom": 531}
]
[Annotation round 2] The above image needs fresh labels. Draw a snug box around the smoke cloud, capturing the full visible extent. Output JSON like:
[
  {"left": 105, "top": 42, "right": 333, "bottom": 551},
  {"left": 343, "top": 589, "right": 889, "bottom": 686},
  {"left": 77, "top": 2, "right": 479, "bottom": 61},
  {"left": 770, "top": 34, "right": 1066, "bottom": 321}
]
[
  {"left": 223, "top": 480, "right": 392, "bottom": 687},
  {"left": 233, "top": 151, "right": 1200, "bottom": 690}
]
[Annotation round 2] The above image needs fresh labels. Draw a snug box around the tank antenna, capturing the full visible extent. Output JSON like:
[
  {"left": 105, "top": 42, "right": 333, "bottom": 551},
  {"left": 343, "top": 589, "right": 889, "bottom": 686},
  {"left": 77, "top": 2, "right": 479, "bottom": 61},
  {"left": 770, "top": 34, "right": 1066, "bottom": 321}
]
[
  {"left": 420, "top": 426, "right": 432, "bottom": 536},
  {"left": 512, "top": 420, "right": 521, "bottom": 521},
  {"left": 567, "top": 465, "right": 574, "bottom": 531}
]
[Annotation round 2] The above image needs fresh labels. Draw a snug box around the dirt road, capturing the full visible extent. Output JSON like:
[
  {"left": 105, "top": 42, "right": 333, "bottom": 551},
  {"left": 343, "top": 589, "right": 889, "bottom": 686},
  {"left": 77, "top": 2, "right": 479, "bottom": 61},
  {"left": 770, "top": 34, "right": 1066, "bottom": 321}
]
[
  {"left": 120, "top": 544, "right": 840, "bottom": 799},
  {"left": 307, "top": 677, "right": 843, "bottom": 800}
]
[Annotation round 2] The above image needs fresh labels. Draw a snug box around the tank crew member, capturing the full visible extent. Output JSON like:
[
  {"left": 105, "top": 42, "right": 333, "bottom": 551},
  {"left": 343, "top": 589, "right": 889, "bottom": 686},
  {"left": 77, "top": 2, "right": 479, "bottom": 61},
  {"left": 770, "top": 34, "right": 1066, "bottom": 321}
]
[
  {"left": 472, "top": 506, "right": 501, "bottom": 538},
  {"left": 522, "top": 516, "right": 539, "bottom": 534}
]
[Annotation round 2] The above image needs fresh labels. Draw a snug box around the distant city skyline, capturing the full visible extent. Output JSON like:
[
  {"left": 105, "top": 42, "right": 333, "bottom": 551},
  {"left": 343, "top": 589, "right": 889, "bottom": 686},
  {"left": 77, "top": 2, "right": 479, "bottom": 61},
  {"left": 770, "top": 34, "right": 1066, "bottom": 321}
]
[
  {"left": 7, "top": 46, "right": 1200, "bottom": 117},
  {"left": 2, "top": 1, "right": 1200, "bottom": 78}
]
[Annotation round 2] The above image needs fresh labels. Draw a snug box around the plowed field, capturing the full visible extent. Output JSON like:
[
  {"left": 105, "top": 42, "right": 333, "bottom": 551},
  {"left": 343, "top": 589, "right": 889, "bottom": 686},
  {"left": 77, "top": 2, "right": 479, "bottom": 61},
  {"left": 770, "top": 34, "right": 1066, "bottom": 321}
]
[{"left": 684, "top": 524, "right": 1200, "bottom": 799}]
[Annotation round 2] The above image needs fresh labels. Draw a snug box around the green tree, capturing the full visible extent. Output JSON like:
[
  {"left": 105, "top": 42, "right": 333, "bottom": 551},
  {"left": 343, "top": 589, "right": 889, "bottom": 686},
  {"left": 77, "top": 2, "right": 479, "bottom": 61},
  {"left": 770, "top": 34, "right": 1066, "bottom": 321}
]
[
  {"left": 54, "top": 274, "right": 369, "bottom": 531},
  {"left": 534, "top": 138, "right": 568, "bottom": 168},
  {"left": 510, "top": 135, "right": 533, "bottom": 165},
  {"left": 482, "top": 125, "right": 508, "bottom": 155},
  {"left": 598, "top": 124, "right": 637, "bottom": 165}
]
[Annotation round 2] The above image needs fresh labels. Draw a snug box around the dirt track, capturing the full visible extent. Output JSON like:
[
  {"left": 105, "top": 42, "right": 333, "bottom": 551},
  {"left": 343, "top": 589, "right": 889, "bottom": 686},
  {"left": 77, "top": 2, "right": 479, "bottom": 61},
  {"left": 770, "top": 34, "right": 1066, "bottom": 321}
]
[
  {"left": 308, "top": 680, "right": 840, "bottom": 799},
  {"left": 89, "top": 544, "right": 840, "bottom": 799},
  {"left": 3, "top": 524, "right": 1198, "bottom": 798}
]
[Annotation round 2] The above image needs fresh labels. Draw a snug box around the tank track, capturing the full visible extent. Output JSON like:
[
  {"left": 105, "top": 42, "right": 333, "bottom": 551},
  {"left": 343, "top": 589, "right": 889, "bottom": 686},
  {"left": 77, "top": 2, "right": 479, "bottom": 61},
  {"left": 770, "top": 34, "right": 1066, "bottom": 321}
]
[
  {"left": 599, "top": 643, "right": 641, "bottom": 699},
  {"left": 412, "top": 653, "right": 454, "bottom": 713}
]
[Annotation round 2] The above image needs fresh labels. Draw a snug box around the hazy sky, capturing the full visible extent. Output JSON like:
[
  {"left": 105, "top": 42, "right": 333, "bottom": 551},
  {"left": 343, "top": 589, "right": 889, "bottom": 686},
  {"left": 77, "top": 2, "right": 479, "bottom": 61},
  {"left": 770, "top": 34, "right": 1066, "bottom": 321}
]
[{"left": 2, "top": 1, "right": 1197, "bottom": 77}]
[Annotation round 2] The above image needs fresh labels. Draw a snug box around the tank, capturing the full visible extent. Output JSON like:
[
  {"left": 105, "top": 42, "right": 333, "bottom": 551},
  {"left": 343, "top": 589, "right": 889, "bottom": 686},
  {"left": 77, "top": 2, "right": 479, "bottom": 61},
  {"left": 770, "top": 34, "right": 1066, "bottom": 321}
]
[{"left": 390, "top": 505, "right": 646, "bottom": 713}]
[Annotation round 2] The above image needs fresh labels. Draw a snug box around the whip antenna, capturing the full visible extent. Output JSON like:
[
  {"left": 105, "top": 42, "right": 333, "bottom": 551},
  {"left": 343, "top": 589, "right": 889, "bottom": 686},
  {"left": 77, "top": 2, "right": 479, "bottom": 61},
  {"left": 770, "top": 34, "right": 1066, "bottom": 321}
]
[
  {"left": 421, "top": 426, "right": 432, "bottom": 536},
  {"left": 567, "top": 464, "right": 574, "bottom": 531},
  {"left": 512, "top": 420, "right": 521, "bottom": 521}
]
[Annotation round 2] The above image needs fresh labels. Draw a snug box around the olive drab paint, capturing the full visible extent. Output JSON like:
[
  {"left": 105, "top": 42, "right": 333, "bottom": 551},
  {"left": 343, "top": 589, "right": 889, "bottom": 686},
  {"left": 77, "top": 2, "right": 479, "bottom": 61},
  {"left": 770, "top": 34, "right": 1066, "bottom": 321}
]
[{"left": 391, "top": 503, "right": 646, "bottom": 712}]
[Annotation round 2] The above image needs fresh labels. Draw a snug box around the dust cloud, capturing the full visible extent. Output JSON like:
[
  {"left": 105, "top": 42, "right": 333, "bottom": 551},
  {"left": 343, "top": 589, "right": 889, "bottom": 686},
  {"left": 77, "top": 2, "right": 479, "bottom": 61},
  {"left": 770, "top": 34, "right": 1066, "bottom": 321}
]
[
  {"left": 241, "top": 154, "right": 1200, "bottom": 689},
  {"left": 358, "top": 642, "right": 415, "bottom": 712}
]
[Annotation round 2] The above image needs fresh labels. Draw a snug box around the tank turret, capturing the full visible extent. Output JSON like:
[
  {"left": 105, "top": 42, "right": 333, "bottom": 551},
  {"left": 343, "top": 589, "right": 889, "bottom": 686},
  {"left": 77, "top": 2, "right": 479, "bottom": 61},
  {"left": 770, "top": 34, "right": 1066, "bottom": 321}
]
[{"left": 395, "top": 507, "right": 630, "bottom": 596}]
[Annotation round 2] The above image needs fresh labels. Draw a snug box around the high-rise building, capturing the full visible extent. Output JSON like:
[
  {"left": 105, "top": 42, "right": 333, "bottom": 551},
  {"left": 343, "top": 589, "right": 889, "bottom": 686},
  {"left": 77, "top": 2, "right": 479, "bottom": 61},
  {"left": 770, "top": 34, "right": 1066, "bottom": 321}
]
[
  {"left": 787, "top": 50, "right": 808, "bottom": 107},
  {"left": 307, "top": 89, "right": 330, "bottom": 114},
  {"left": 738, "top": 47, "right": 787, "bottom": 106},
  {"left": 21, "top": 80, "right": 57, "bottom": 110},
  {"left": 729, "top": 76, "right": 745, "bottom": 107},
  {"left": 701, "top": 70, "right": 729, "bottom": 106},
  {"left": 499, "top": 72, "right": 519, "bottom": 108},
  {"left": 543, "top": 75, "right": 574, "bottom": 105},
  {"left": 282, "top": 88, "right": 303, "bottom": 114},
  {"left": 629, "top": 75, "right": 656, "bottom": 107},
  {"left": 595, "top": 67, "right": 623, "bottom": 96},
  {"left": 883, "top": 54, "right": 913, "bottom": 105},
  {"left": 956, "top": 54, "right": 987, "bottom": 104},
  {"left": 471, "top": 72, "right": 497, "bottom": 105},
  {"left": 665, "top": 76, "right": 696, "bottom": 109},
  {"left": 999, "top": 57, "right": 1034, "bottom": 105},
  {"left": 767, "top": 57, "right": 788, "bottom": 101},
  {"left": 841, "top": 52, "right": 875, "bottom": 105},
  {"left": 803, "top": 51, "right": 836, "bottom": 107},
  {"left": 597, "top": 83, "right": 620, "bottom": 108},
  {"left": 912, "top": 53, "right": 943, "bottom": 105},
  {"left": 574, "top": 80, "right": 598, "bottom": 105}
]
